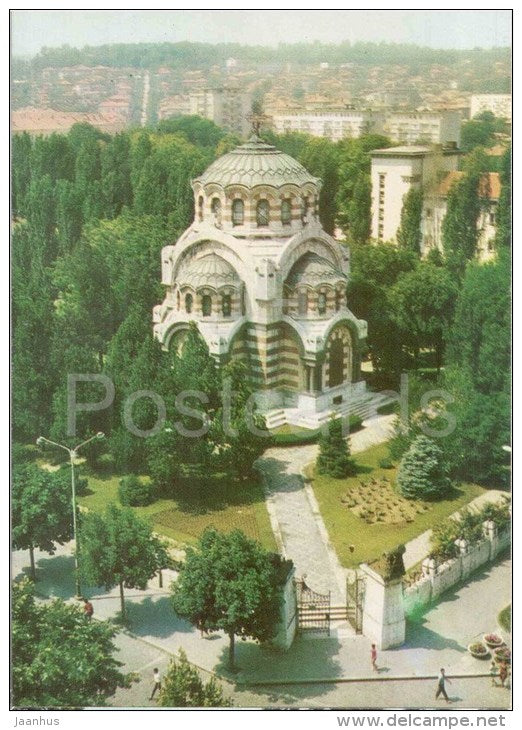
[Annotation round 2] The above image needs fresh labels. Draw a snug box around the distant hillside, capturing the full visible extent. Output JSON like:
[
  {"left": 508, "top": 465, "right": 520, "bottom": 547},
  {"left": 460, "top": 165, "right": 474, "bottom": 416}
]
[{"left": 19, "top": 40, "right": 511, "bottom": 77}]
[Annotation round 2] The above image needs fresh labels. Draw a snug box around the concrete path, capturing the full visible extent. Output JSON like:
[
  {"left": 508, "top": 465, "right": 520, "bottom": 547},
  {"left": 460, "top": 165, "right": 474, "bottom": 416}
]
[{"left": 257, "top": 415, "right": 396, "bottom": 600}]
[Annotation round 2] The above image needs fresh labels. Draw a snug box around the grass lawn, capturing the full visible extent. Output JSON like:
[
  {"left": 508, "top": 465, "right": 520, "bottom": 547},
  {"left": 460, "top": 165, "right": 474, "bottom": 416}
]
[
  {"left": 77, "top": 466, "right": 277, "bottom": 552},
  {"left": 309, "top": 442, "right": 487, "bottom": 568}
]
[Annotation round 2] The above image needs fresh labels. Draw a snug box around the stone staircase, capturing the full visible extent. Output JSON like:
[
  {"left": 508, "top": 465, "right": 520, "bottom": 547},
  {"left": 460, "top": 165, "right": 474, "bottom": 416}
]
[{"left": 265, "top": 391, "right": 397, "bottom": 431}]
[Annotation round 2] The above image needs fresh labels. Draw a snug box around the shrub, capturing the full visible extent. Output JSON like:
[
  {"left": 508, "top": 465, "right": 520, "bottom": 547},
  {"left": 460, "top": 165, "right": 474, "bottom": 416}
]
[
  {"left": 430, "top": 519, "right": 460, "bottom": 561},
  {"left": 316, "top": 418, "right": 356, "bottom": 479},
  {"left": 118, "top": 475, "right": 157, "bottom": 507},
  {"left": 379, "top": 457, "right": 394, "bottom": 469},
  {"left": 396, "top": 435, "right": 451, "bottom": 500},
  {"left": 478, "top": 498, "right": 511, "bottom": 530}
]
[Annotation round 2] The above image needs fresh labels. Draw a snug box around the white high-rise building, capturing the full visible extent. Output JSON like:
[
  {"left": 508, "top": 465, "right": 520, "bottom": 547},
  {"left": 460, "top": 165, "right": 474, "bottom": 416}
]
[
  {"left": 369, "top": 145, "right": 460, "bottom": 243},
  {"left": 382, "top": 110, "right": 461, "bottom": 147},
  {"left": 271, "top": 109, "right": 384, "bottom": 142},
  {"left": 470, "top": 94, "right": 512, "bottom": 122}
]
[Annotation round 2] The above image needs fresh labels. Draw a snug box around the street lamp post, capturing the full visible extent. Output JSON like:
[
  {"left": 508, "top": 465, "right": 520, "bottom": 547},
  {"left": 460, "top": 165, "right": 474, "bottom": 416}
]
[{"left": 36, "top": 432, "right": 105, "bottom": 599}]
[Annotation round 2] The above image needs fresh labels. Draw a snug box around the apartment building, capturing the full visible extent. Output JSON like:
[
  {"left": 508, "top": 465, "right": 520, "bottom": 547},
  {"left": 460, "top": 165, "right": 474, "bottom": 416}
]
[
  {"left": 470, "top": 94, "right": 512, "bottom": 122},
  {"left": 370, "top": 145, "right": 460, "bottom": 242},
  {"left": 271, "top": 109, "right": 384, "bottom": 141},
  {"left": 382, "top": 109, "right": 461, "bottom": 147},
  {"left": 188, "top": 86, "right": 252, "bottom": 138}
]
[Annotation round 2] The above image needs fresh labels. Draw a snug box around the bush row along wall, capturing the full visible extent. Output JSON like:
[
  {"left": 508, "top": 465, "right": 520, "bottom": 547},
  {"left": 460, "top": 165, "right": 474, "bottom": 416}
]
[{"left": 403, "top": 521, "right": 510, "bottom": 616}]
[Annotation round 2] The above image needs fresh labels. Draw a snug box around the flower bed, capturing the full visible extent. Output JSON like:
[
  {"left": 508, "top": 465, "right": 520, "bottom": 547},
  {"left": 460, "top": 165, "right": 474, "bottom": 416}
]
[
  {"left": 483, "top": 633, "right": 503, "bottom": 648},
  {"left": 468, "top": 642, "right": 490, "bottom": 659}
]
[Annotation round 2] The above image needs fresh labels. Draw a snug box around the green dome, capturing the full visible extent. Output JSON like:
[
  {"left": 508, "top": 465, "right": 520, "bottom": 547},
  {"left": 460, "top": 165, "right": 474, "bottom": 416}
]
[
  {"left": 194, "top": 135, "right": 320, "bottom": 190},
  {"left": 286, "top": 253, "right": 345, "bottom": 287},
  {"left": 177, "top": 254, "right": 240, "bottom": 289}
]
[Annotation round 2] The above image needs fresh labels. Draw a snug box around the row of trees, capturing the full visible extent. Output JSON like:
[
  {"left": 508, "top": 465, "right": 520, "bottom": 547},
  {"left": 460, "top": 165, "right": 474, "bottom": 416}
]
[{"left": 28, "top": 40, "right": 510, "bottom": 76}]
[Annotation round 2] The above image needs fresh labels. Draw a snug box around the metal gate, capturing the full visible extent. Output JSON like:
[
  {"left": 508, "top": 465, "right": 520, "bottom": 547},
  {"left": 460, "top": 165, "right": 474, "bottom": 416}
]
[
  {"left": 346, "top": 571, "right": 365, "bottom": 634},
  {"left": 296, "top": 578, "right": 331, "bottom": 635}
]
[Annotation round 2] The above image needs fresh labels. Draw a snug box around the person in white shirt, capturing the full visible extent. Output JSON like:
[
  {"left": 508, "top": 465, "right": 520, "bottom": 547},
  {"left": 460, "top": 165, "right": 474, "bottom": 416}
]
[
  {"left": 435, "top": 668, "right": 451, "bottom": 702},
  {"left": 149, "top": 667, "right": 162, "bottom": 700}
]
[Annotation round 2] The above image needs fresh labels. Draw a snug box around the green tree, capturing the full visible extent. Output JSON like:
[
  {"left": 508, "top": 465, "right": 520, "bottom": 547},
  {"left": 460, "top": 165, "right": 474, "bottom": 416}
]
[
  {"left": 12, "top": 225, "right": 56, "bottom": 440},
  {"left": 316, "top": 417, "right": 356, "bottom": 478},
  {"left": 213, "top": 360, "right": 271, "bottom": 478},
  {"left": 447, "top": 255, "right": 510, "bottom": 395},
  {"left": 347, "top": 242, "right": 416, "bottom": 376},
  {"left": 25, "top": 173, "right": 57, "bottom": 264},
  {"left": 299, "top": 137, "right": 339, "bottom": 234},
  {"left": 130, "top": 130, "right": 152, "bottom": 195},
  {"left": 461, "top": 111, "right": 508, "bottom": 152},
  {"left": 12, "top": 465, "right": 73, "bottom": 580},
  {"left": 396, "top": 187, "right": 423, "bottom": 254},
  {"left": 336, "top": 135, "right": 390, "bottom": 243},
  {"left": 389, "top": 263, "right": 458, "bottom": 371},
  {"left": 80, "top": 505, "right": 169, "bottom": 620},
  {"left": 101, "top": 132, "right": 133, "bottom": 218},
  {"left": 12, "top": 579, "right": 127, "bottom": 708},
  {"left": 55, "top": 179, "right": 84, "bottom": 255},
  {"left": 442, "top": 149, "right": 487, "bottom": 277},
  {"left": 396, "top": 435, "right": 451, "bottom": 500},
  {"left": 158, "top": 649, "right": 232, "bottom": 707},
  {"left": 495, "top": 145, "right": 511, "bottom": 250},
  {"left": 172, "top": 528, "right": 283, "bottom": 670},
  {"left": 12, "top": 131, "right": 33, "bottom": 217},
  {"left": 157, "top": 115, "right": 225, "bottom": 148}
]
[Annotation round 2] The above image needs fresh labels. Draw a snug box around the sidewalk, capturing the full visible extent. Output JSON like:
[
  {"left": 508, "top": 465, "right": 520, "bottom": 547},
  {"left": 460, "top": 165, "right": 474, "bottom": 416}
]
[{"left": 13, "top": 542, "right": 511, "bottom": 688}]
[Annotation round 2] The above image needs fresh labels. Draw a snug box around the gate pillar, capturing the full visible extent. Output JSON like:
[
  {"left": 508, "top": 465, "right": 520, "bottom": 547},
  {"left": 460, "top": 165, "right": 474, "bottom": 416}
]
[{"left": 359, "top": 547, "right": 406, "bottom": 650}]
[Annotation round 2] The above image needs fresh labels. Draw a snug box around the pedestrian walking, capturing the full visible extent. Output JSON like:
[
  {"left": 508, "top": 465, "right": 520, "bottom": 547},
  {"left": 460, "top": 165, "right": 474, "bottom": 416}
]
[
  {"left": 498, "top": 661, "right": 508, "bottom": 688},
  {"left": 371, "top": 644, "right": 378, "bottom": 671},
  {"left": 149, "top": 667, "right": 162, "bottom": 700},
  {"left": 435, "top": 668, "right": 451, "bottom": 703},
  {"left": 83, "top": 598, "right": 94, "bottom": 621}
]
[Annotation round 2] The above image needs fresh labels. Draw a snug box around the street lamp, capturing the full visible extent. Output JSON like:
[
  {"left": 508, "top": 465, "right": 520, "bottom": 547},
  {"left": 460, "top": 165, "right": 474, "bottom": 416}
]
[{"left": 36, "top": 432, "right": 105, "bottom": 598}]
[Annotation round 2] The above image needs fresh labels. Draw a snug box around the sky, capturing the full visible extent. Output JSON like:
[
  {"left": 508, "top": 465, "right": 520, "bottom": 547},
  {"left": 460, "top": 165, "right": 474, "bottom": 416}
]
[{"left": 11, "top": 9, "right": 512, "bottom": 58}]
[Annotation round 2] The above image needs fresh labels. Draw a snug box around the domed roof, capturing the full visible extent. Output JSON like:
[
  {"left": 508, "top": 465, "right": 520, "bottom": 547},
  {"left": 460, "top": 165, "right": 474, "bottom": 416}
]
[
  {"left": 176, "top": 254, "right": 240, "bottom": 289},
  {"left": 286, "top": 253, "right": 345, "bottom": 288},
  {"left": 194, "top": 135, "right": 320, "bottom": 190}
]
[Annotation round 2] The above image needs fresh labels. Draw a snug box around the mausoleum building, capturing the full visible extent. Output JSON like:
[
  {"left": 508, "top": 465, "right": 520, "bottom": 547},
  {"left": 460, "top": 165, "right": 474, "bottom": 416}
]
[{"left": 153, "top": 135, "right": 368, "bottom": 427}]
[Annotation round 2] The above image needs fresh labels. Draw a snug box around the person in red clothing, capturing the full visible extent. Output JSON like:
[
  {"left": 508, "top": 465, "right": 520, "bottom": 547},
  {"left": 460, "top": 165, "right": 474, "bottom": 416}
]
[
  {"left": 83, "top": 597, "right": 94, "bottom": 621},
  {"left": 371, "top": 644, "right": 378, "bottom": 671}
]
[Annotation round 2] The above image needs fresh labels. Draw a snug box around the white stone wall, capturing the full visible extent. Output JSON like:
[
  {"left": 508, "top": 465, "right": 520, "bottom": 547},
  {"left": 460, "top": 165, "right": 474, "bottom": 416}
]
[{"left": 404, "top": 525, "right": 510, "bottom": 616}]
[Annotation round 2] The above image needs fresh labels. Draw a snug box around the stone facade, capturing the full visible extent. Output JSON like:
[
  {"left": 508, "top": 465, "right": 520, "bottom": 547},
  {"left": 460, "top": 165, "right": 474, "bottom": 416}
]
[{"left": 154, "top": 135, "right": 367, "bottom": 425}]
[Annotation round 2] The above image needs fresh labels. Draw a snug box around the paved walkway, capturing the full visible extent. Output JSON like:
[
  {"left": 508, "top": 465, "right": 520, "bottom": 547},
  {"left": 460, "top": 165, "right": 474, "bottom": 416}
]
[{"left": 257, "top": 415, "right": 396, "bottom": 601}]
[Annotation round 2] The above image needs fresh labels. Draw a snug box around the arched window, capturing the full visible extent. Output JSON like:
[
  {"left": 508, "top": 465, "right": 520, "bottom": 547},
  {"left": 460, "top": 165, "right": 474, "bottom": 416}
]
[
  {"left": 281, "top": 199, "right": 292, "bottom": 225},
  {"left": 197, "top": 196, "right": 204, "bottom": 222},
  {"left": 222, "top": 294, "right": 232, "bottom": 317},
  {"left": 335, "top": 289, "right": 343, "bottom": 311},
  {"left": 211, "top": 198, "right": 221, "bottom": 226},
  {"left": 232, "top": 199, "right": 244, "bottom": 226},
  {"left": 202, "top": 294, "right": 212, "bottom": 317},
  {"left": 329, "top": 338, "right": 344, "bottom": 388},
  {"left": 256, "top": 199, "right": 270, "bottom": 227},
  {"left": 298, "top": 290, "right": 308, "bottom": 316},
  {"left": 185, "top": 293, "right": 193, "bottom": 314},
  {"left": 318, "top": 292, "right": 327, "bottom": 315}
]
